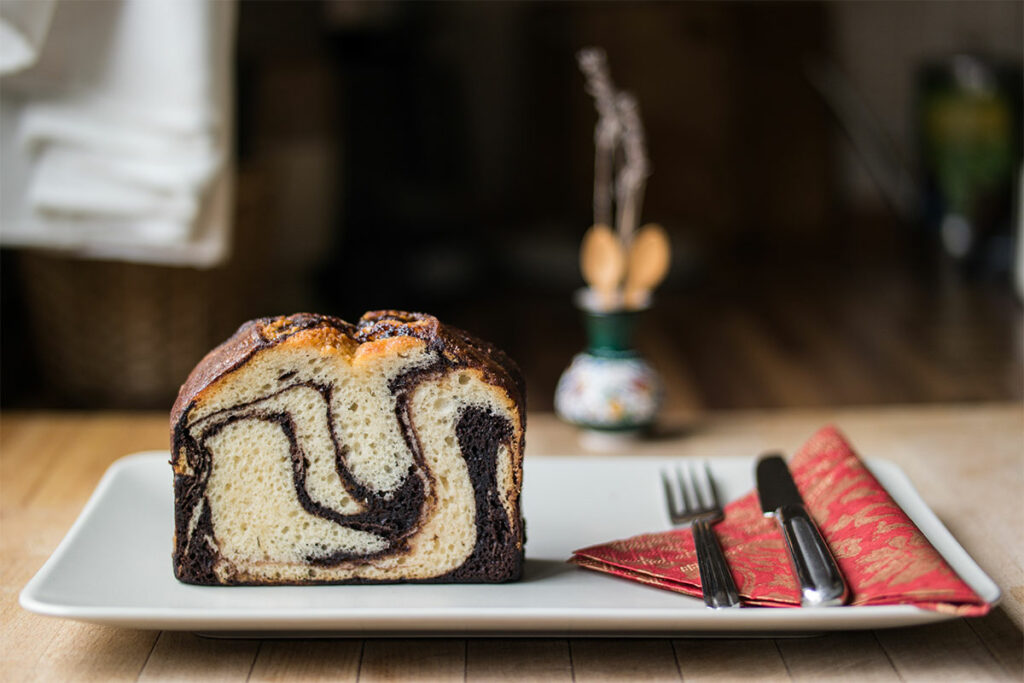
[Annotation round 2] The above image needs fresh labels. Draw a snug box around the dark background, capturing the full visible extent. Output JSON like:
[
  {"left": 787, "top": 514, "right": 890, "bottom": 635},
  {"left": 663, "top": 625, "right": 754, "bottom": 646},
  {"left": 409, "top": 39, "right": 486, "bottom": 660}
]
[{"left": 2, "top": 0, "right": 1021, "bottom": 411}]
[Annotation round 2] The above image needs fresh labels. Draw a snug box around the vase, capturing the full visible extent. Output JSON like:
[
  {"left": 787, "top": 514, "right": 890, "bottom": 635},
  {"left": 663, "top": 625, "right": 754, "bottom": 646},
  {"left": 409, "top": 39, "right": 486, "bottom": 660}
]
[{"left": 554, "top": 292, "right": 663, "bottom": 433}]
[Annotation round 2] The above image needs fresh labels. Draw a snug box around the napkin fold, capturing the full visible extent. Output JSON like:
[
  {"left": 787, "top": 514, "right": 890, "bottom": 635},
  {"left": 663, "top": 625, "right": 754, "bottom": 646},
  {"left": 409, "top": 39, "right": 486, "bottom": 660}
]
[{"left": 572, "top": 426, "right": 990, "bottom": 615}]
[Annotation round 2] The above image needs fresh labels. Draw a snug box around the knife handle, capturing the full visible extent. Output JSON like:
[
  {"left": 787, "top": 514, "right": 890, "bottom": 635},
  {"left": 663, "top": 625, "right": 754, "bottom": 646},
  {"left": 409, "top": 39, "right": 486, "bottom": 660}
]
[{"left": 774, "top": 504, "right": 848, "bottom": 607}]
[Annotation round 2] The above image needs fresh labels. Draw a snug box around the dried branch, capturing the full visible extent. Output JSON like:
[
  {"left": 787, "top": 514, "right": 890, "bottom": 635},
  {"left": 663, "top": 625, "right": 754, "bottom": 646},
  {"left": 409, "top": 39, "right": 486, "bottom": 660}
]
[
  {"left": 614, "top": 92, "right": 649, "bottom": 246},
  {"left": 577, "top": 48, "right": 620, "bottom": 229}
]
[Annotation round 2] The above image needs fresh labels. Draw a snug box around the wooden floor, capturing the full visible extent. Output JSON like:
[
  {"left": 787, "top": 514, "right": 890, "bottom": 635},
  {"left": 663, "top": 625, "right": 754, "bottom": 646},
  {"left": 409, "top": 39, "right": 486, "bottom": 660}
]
[{"left": 461, "top": 259, "right": 1023, "bottom": 412}]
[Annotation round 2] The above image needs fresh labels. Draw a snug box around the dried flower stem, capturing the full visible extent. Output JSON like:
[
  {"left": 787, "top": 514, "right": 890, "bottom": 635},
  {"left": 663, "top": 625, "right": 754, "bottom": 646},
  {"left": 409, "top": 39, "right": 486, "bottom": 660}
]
[
  {"left": 578, "top": 48, "right": 650, "bottom": 250},
  {"left": 577, "top": 48, "right": 619, "bottom": 229},
  {"left": 614, "top": 92, "right": 649, "bottom": 247}
]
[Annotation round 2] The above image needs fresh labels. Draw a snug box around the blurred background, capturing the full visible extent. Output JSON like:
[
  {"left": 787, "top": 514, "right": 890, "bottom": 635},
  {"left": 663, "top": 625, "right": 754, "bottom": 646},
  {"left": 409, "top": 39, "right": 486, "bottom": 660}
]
[{"left": 1, "top": 0, "right": 1021, "bottom": 412}]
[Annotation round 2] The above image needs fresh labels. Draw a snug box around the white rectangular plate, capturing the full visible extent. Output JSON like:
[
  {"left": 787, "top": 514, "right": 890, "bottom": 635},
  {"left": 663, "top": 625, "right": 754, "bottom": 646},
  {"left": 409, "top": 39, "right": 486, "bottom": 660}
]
[{"left": 20, "top": 453, "right": 999, "bottom": 636}]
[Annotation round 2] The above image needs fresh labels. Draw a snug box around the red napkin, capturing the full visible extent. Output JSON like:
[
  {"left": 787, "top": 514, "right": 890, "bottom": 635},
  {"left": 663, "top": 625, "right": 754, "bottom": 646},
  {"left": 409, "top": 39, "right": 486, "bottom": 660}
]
[{"left": 571, "top": 426, "right": 990, "bottom": 615}]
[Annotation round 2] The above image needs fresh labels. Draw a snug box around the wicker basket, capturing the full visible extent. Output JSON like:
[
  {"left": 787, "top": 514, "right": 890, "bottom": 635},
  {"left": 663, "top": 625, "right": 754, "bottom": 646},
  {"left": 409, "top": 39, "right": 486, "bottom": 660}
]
[{"left": 18, "top": 254, "right": 244, "bottom": 409}]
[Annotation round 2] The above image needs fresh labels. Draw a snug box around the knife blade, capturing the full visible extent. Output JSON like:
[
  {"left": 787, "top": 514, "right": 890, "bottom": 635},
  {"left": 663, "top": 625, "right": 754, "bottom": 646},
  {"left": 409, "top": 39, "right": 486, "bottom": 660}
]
[{"left": 756, "top": 454, "right": 849, "bottom": 607}]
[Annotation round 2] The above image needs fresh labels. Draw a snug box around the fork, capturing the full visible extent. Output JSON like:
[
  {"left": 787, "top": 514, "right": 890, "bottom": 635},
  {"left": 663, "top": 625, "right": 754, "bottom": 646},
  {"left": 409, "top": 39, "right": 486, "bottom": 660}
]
[{"left": 661, "top": 463, "right": 742, "bottom": 609}]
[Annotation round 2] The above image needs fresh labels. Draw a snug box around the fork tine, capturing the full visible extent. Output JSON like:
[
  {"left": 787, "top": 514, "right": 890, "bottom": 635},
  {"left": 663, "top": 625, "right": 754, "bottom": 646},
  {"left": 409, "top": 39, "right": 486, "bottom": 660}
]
[
  {"left": 686, "top": 462, "right": 707, "bottom": 510},
  {"left": 660, "top": 470, "right": 679, "bottom": 519},
  {"left": 701, "top": 461, "right": 722, "bottom": 510},
  {"left": 675, "top": 466, "right": 695, "bottom": 515},
  {"left": 697, "top": 461, "right": 716, "bottom": 510}
]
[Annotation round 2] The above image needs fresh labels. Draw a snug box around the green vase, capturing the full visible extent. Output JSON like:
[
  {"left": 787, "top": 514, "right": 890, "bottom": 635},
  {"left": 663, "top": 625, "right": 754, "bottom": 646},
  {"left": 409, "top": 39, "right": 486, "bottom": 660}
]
[{"left": 554, "top": 292, "right": 662, "bottom": 432}]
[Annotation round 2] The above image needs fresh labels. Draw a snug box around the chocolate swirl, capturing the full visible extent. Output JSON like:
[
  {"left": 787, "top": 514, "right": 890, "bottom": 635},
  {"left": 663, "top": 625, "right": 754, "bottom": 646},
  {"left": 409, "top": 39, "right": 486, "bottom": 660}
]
[{"left": 171, "top": 312, "right": 525, "bottom": 585}]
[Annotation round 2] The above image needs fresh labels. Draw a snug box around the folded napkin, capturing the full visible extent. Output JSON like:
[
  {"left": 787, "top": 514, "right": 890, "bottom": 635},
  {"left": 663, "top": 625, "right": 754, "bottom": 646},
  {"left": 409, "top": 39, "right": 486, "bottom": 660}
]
[{"left": 572, "top": 426, "right": 990, "bottom": 615}]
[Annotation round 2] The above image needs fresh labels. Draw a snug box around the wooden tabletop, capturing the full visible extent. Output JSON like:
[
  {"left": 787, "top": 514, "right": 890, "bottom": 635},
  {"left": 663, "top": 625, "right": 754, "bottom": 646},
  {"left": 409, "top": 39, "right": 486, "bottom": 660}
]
[{"left": 2, "top": 405, "right": 1021, "bottom": 681}]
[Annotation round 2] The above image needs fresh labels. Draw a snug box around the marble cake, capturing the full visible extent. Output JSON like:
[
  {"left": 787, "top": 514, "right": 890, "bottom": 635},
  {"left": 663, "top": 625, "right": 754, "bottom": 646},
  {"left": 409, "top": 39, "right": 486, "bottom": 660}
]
[{"left": 170, "top": 311, "right": 525, "bottom": 585}]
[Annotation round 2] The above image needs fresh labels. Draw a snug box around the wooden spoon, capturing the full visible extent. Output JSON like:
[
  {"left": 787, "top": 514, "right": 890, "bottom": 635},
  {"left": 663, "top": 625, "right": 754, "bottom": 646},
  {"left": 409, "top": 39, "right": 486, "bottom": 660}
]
[
  {"left": 580, "top": 223, "right": 625, "bottom": 310},
  {"left": 623, "top": 223, "right": 670, "bottom": 308}
]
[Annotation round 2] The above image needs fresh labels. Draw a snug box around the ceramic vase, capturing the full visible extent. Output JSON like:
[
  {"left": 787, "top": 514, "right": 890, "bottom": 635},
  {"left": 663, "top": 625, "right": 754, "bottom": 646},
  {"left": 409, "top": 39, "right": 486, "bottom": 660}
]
[{"left": 554, "top": 294, "right": 662, "bottom": 433}]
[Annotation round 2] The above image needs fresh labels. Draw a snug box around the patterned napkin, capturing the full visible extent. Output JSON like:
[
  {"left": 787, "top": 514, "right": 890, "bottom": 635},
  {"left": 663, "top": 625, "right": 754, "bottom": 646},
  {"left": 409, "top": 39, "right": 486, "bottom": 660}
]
[{"left": 571, "top": 426, "right": 990, "bottom": 615}]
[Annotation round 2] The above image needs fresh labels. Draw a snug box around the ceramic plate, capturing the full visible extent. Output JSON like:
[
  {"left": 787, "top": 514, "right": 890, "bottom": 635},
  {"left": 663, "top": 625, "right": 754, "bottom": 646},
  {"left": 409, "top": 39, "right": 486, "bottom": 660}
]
[{"left": 20, "top": 453, "right": 999, "bottom": 636}]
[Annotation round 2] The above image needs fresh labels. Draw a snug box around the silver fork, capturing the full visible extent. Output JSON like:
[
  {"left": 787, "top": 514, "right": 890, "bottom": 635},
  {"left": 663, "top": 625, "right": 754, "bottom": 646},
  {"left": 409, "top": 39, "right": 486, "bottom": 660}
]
[{"left": 661, "top": 463, "right": 742, "bottom": 609}]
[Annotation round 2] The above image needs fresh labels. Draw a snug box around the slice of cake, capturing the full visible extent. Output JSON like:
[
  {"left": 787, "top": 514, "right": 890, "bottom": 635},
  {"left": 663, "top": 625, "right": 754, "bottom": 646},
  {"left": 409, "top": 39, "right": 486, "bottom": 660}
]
[{"left": 170, "top": 310, "right": 525, "bottom": 585}]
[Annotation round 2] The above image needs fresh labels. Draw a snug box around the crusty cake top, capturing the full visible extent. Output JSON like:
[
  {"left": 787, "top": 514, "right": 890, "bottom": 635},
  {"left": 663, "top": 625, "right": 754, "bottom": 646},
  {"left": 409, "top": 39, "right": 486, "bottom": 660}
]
[{"left": 170, "top": 310, "right": 525, "bottom": 434}]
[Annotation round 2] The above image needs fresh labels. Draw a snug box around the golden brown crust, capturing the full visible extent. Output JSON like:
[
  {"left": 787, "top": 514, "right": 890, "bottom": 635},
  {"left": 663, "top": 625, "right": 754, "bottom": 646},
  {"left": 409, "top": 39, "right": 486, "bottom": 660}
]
[{"left": 170, "top": 311, "right": 525, "bottom": 447}]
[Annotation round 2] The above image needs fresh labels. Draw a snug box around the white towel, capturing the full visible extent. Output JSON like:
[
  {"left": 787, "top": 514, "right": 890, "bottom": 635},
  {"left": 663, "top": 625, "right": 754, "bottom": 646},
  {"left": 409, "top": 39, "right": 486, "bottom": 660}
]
[{"left": 0, "top": 0, "right": 235, "bottom": 267}]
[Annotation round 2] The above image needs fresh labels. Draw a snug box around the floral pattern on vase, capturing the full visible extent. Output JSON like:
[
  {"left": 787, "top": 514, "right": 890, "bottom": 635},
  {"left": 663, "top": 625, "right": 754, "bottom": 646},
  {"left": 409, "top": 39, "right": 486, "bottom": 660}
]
[{"left": 555, "top": 351, "right": 662, "bottom": 430}]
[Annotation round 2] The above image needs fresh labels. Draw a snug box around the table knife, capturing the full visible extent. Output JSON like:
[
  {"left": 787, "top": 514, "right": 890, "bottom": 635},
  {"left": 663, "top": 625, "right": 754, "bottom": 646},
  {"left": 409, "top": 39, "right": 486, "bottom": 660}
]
[{"left": 756, "top": 454, "right": 849, "bottom": 607}]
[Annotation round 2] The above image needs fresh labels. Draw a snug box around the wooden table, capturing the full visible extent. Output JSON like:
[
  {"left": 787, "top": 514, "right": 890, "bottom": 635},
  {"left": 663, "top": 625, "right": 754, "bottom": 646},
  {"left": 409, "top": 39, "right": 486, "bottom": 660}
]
[{"left": 2, "top": 406, "right": 1021, "bottom": 681}]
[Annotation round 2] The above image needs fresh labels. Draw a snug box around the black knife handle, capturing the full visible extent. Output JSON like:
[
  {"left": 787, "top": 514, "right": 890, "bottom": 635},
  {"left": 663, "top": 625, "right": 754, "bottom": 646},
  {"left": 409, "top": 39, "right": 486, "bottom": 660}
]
[{"left": 774, "top": 504, "right": 849, "bottom": 607}]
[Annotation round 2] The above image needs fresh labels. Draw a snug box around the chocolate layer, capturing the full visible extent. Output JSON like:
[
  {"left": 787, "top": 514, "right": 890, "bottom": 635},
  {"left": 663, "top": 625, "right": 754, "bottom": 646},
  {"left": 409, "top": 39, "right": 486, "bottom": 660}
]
[{"left": 446, "top": 406, "right": 519, "bottom": 581}]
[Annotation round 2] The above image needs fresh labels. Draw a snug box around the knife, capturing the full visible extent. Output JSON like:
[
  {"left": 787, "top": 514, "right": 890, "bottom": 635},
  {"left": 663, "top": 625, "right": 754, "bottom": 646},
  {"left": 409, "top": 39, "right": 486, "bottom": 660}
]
[{"left": 756, "top": 454, "right": 848, "bottom": 607}]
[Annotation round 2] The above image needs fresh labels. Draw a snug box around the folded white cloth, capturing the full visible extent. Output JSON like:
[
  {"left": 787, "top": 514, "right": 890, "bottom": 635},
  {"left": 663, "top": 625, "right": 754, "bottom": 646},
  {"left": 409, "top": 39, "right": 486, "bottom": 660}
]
[{"left": 0, "top": 0, "right": 235, "bottom": 266}]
